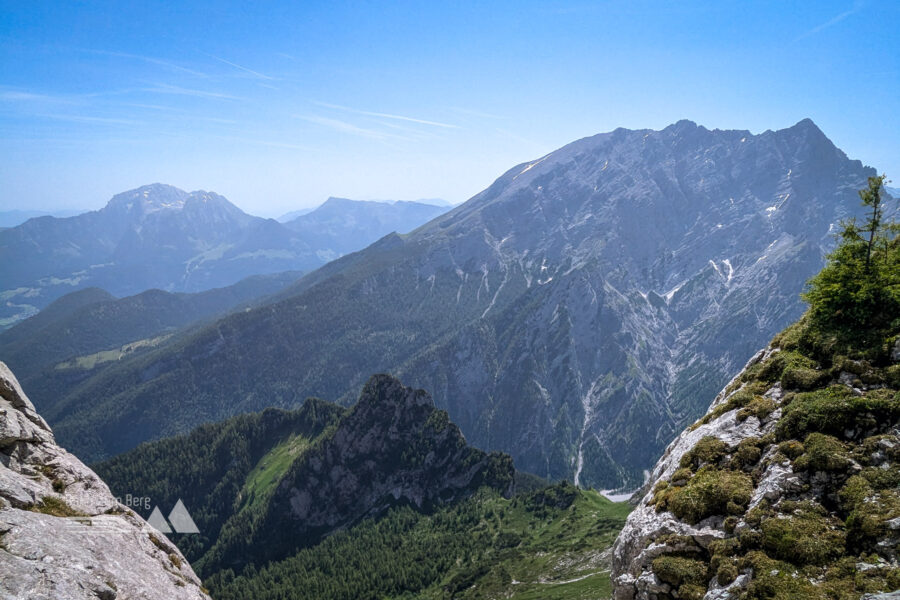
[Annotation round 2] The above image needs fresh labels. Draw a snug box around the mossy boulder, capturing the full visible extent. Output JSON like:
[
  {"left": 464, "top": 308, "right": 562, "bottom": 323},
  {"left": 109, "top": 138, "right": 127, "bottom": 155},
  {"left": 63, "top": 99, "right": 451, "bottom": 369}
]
[
  {"left": 740, "top": 551, "right": 829, "bottom": 600},
  {"left": 844, "top": 488, "right": 900, "bottom": 553},
  {"left": 730, "top": 437, "right": 764, "bottom": 470},
  {"left": 777, "top": 386, "right": 900, "bottom": 441},
  {"left": 737, "top": 395, "right": 776, "bottom": 422}
]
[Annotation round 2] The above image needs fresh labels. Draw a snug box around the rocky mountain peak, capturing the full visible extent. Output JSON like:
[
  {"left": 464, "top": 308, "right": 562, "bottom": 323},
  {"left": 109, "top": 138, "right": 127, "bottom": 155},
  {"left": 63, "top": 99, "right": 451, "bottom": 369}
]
[
  {"left": 356, "top": 372, "right": 433, "bottom": 410},
  {"left": 201, "top": 374, "right": 515, "bottom": 571},
  {"left": 664, "top": 118, "right": 703, "bottom": 136},
  {"left": 104, "top": 183, "right": 190, "bottom": 217},
  {"left": 0, "top": 361, "right": 209, "bottom": 599}
]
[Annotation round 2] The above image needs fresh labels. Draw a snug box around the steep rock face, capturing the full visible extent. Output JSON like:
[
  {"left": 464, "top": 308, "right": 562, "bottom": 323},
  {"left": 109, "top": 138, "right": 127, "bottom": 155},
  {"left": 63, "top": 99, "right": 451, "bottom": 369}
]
[
  {"left": 199, "top": 374, "right": 514, "bottom": 572},
  {"left": 0, "top": 362, "right": 208, "bottom": 600},
  {"left": 612, "top": 322, "right": 900, "bottom": 599},
  {"left": 46, "top": 121, "right": 883, "bottom": 488}
]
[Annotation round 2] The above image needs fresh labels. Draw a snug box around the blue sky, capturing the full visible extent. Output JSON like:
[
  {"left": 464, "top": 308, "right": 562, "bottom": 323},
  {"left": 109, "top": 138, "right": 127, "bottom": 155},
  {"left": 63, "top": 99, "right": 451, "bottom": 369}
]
[{"left": 1, "top": 0, "right": 897, "bottom": 216}]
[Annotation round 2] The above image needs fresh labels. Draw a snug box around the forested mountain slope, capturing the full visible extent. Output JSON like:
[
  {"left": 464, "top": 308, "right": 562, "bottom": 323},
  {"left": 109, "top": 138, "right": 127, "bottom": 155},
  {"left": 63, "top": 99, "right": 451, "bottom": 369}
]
[
  {"left": 0, "top": 270, "right": 301, "bottom": 404},
  {"left": 96, "top": 375, "right": 629, "bottom": 600}
]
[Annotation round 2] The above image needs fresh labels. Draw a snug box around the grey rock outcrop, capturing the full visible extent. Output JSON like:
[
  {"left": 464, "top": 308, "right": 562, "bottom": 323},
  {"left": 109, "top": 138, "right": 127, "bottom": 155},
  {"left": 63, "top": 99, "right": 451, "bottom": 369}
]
[
  {"left": 0, "top": 361, "right": 208, "bottom": 600},
  {"left": 611, "top": 350, "right": 783, "bottom": 598},
  {"left": 611, "top": 329, "right": 900, "bottom": 600}
]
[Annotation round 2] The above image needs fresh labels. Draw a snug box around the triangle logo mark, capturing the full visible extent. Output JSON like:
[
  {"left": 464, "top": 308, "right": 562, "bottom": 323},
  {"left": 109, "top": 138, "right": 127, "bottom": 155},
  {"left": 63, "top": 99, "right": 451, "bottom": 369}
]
[
  {"left": 168, "top": 499, "right": 200, "bottom": 534},
  {"left": 147, "top": 506, "right": 172, "bottom": 533}
]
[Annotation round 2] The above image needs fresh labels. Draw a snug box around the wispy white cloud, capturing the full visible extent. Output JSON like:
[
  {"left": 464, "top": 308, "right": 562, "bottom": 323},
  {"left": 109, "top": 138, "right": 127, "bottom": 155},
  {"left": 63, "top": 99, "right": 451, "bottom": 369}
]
[
  {"left": 795, "top": 0, "right": 865, "bottom": 41},
  {"left": 35, "top": 113, "right": 143, "bottom": 126},
  {"left": 200, "top": 116, "right": 240, "bottom": 125},
  {"left": 0, "top": 90, "right": 62, "bottom": 103},
  {"left": 142, "top": 83, "right": 244, "bottom": 100},
  {"left": 314, "top": 101, "right": 458, "bottom": 129},
  {"left": 376, "top": 119, "right": 442, "bottom": 141},
  {"left": 119, "top": 102, "right": 184, "bottom": 112},
  {"left": 204, "top": 53, "right": 276, "bottom": 81},
  {"left": 296, "top": 114, "right": 400, "bottom": 140},
  {"left": 447, "top": 106, "right": 506, "bottom": 120},
  {"left": 81, "top": 48, "right": 212, "bottom": 78},
  {"left": 212, "top": 134, "right": 310, "bottom": 150},
  {"left": 0, "top": 88, "right": 82, "bottom": 105}
]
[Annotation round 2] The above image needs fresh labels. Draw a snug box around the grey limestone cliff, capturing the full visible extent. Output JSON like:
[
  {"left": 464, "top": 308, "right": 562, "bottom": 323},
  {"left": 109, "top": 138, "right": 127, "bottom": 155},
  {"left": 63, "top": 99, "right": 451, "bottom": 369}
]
[{"left": 0, "top": 361, "right": 208, "bottom": 600}]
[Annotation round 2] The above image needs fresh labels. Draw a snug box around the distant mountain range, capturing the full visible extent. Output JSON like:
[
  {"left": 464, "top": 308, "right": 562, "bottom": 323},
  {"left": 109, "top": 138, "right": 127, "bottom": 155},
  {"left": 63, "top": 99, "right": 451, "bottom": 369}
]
[
  {"left": 281, "top": 197, "right": 451, "bottom": 260},
  {"left": 0, "top": 208, "right": 89, "bottom": 228},
  {"left": 31, "top": 120, "right": 884, "bottom": 491},
  {"left": 0, "top": 186, "right": 448, "bottom": 328},
  {"left": 277, "top": 197, "right": 453, "bottom": 223}
]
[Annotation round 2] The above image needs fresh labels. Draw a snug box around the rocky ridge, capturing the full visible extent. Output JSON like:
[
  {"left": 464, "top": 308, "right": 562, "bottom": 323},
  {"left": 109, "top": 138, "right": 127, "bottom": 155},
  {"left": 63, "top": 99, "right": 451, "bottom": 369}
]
[
  {"left": 612, "top": 320, "right": 900, "bottom": 599},
  {"left": 0, "top": 361, "right": 208, "bottom": 600},
  {"left": 191, "top": 374, "right": 515, "bottom": 573}
]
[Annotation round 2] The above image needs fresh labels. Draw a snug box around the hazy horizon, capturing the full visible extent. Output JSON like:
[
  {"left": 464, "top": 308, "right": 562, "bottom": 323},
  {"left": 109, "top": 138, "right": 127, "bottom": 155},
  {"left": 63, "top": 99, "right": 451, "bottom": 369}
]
[{"left": 2, "top": 1, "right": 898, "bottom": 216}]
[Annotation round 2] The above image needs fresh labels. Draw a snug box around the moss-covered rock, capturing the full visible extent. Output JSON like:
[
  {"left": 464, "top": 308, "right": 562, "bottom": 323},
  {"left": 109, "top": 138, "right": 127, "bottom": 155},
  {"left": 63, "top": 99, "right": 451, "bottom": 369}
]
[
  {"left": 740, "top": 551, "right": 829, "bottom": 600},
  {"left": 794, "top": 432, "right": 852, "bottom": 472},
  {"left": 730, "top": 437, "right": 764, "bottom": 470},
  {"left": 737, "top": 395, "right": 777, "bottom": 422},
  {"left": 679, "top": 436, "right": 729, "bottom": 470},
  {"left": 777, "top": 386, "right": 900, "bottom": 441},
  {"left": 613, "top": 309, "right": 900, "bottom": 600},
  {"left": 651, "top": 555, "right": 708, "bottom": 589},
  {"left": 715, "top": 561, "right": 738, "bottom": 586},
  {"left": 777, "top": 439, "right": 804, "bottom": 460},
  {"left": 844, "top": 488, "right": 900, "bottom": 553},
  {"left": 760, "top": 501, "right": 846, "bottom": 566},
  {"left": 661, "top": 467, "right": 753, "bottom": 524}
]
